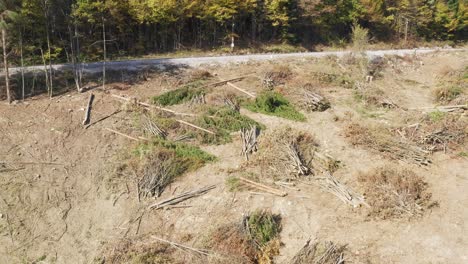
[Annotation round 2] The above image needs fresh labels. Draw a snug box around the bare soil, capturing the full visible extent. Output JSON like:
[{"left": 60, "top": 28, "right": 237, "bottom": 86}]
[{"left": 0, "top": 50, "right": 467, "bottom": 263}]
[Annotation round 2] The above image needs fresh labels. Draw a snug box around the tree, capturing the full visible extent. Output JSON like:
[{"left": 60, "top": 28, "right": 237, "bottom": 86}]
[{"left": 0, "top": 0, "right": 19, "bottom": 103}]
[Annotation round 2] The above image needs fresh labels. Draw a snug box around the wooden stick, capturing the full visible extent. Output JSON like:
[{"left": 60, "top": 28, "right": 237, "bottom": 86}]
[
  {"left": 85, "top": 109, "right": 121, "bottom": 129},
  {"left": 82, "top": 93, "right": 95, "bottom": 125},
  {"left": 105, "top": 128, "right": 149, "bottom": 141},
  {"left": 151, "top": 236, "right": 211, "bottom": 256},
  {"left": 225, "top": 81, "right": 256, "bottom": 98},
  {"left": 239, "top": 177, "right": 287, "bottom": 197},
  {"left": 176, "top": 119, "right": 215, "bottom": 135}
]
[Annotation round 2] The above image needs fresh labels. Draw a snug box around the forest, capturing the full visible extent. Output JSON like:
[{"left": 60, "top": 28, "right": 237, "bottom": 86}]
[{"left": 0, "top": 0, "right": 466, "bottom": 65}]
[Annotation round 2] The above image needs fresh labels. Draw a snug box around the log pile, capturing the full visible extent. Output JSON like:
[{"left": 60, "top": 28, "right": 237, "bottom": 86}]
[
  {"left": 286, "top": 142, "right": 311, "bottom": 176},
  {"left": 302, "top": 91, "right": 330, "bottom": 112},
  {"left": 241, "top": 125, "right": 259, "bottom": 161}
]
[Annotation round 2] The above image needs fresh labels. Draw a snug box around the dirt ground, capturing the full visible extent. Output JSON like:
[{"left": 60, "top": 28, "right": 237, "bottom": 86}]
[{"left": 0, "top": 50, "right": 467, "bottom": 263}]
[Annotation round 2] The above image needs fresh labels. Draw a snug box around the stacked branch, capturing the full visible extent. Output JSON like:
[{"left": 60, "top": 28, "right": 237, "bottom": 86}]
[
  {"left": 289, "top": 240, "right": 345, "bottom": 264},
  {"left": 302, "top": 91, "right": 331, "bottom": 112},
  {"left": 241, "top": 125, "right": 259, "bottom": 161},
  {"left": 189, "top": 93, "right": 206, "bottom": 106},
  {"left": 224, "top": 96, "right": 240, "bottom": 112},
  {"left": 286, "top": 142, "right": 311, "bottom": 176},
  {"left": 143, "top": 116, "right": 168, "bottom": 139},
  {"left": 138, "top": 153, "right": 176, "bottom": 199},
  {"left": 314, "top": 172, "right": 368, "bottom": 208}
]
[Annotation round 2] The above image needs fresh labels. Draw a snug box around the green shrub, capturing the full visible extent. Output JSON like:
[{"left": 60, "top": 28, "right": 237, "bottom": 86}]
[
  {"left": 134, "top": 138, "right": 216, "bottom": 172},
  {"left": 428, "top": 111, "right": 446, "bottom": 122},
  {"left": 246, "top": 210, "right": 281, "bottom": 247},
  {"left": 243, "top": 91, "right": 306, "bottom": 121},
  {"left": 197, "top": 107, "right": 265, "bottom": 144},
  {"left": 152, "top": 81, "right": 204, "bottom": 106}
]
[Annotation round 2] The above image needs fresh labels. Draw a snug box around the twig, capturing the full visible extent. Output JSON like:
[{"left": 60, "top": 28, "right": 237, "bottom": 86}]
[
  {"left": 151, "top": 236, "right": 211, "bottom": 256},
  {"left": 148, "top": 185, "right": 216, "bottom": 210},
  {"left": 82, "top": 93, "right": 95, "bottom": 125}
]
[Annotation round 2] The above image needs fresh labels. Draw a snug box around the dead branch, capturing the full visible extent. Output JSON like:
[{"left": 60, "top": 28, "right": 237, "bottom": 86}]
[
  {"left": 239, "top": 177, "right": 287, "bottom": 197},
  {"left": 148, "top": 185, "right": 216, "bottom": 210},
  {"left": 312, "top": 172, "right": 368, "bottom": 208},
  {"left": 176, "top": 119, "right": 215, "bottom": 135},
  {"left": 85, "top": 109, "right": 121, "bottom": 129},
  {"left": 143, "top": 115, "right": 167, "bottom": 139},
  {"left": 82, "top": 93, "right": 95, "bottom": 125},
  {"left": 151, "top": 236, "right": 211, "bottom": 256},
  {"left": 302, "top": 91, "right": 330, "bottom": 112},
  {"left": 105, "top": 128, "right": 149, "bottom": 141}
]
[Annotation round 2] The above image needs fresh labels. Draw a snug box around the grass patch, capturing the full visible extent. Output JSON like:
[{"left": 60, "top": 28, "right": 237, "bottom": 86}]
[
  {"left": 97, "top": 239, "right": 175, "bottom": 264},
  {"left": 458, "top": 151, "right": 468, "bottom": 157},
  {"left": 130, "top": 139, "right": 216, "bottom": 198},
  {"left": 197, "top": 107, "right": 265, "bottom": 144},
  {"left": 245, "top": 210, "right": 281, "bottom": 247},
  {"left": 244, "top": 91, "right": 306, "bottom": 121},
  {"left": 433, "top": 86, "right": 463, "bottom": 103},
  {"left": 152, "top": 81, "right": 205, "bottom": 106},
  {"left": 428, "top": 110, "right": 446, "bottom": 122},
  {"left": 358, "top": 166, "right": 434, "bottom": 219}
]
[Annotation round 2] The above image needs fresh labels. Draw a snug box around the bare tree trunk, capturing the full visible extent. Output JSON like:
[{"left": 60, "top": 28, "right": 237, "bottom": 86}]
[
  {"left": 68, "top": 24, "right": 81, "bottom": 92},
  {"left": 2, "top": 28, "right": 11, "bottom": 104},
  {"left": 102, "top": 16, "right": 106, "bottom": 90},
  {"left": 43, "top": 0, "right": 53, "bottom": 98},
  {"left": 40, "top": 48, "right": 50, "bottom": 94},
  {"left": 20, "top": 31, "right": 25, "bottom": 101}
]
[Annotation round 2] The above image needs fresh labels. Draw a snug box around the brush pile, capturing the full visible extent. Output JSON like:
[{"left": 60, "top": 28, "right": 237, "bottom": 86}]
[
  {"left": 209, "top": 210, "right": 282, "bottom": 264},
  {"left": 395, "top": 114, "right": 467, "bottom": 153},
  {"left": 301, "top": 91, "right": 331, "bottom": 112},
  {"left": 289, "top": 240, "right": 346, "bottom": 264},
  {"left": 143, "top": 115, "right": 168, "bottom": 139},
  {"left": 258, "top": 127, "right": 316, "bottom": 179},
  {"left": 358, "top": 166, "right": 433, "bottom": 219},
  {"left": 262, "top": 66, "right": 292, "bottom": 90},
  {"left": 137, "top": 151, "right": 178, "bottom": 198},
  {"left": 345, "top": 123, "right": 431, "bottom": 166}
]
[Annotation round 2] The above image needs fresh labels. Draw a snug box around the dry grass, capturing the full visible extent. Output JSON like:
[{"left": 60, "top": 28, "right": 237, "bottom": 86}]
[
  {"left": 358, "top": 166, "right": 433, "bottom": 219},
  {"left": 97, "top": 239, "right": 176, "bottom": 264},
  {"left": 395, "top": 113, "right": 467, "bottom": 153},
  {"left": 289, "top": 240, "right": 346, "bottom": 264}
]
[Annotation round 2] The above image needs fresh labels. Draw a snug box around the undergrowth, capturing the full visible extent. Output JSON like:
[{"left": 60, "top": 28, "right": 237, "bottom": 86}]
[
  {"left": 152, "top": 81, "right": 205, "bottom": 106},
  {"left": 197, "top": 107, "right": 265, "bottom": 144},
  {"left": 244, "top": 91, "right": 306, "bottom": 121}
]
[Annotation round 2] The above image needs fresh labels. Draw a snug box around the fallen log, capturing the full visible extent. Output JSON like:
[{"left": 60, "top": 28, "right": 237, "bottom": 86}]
[
  {"left": 239, "top": 177, "right": 287, "bottom": 197},
  {"left": 176, "top": 119, "right": 215, "bottom": 135},
  {"left": 82, "top": 93, "right": 95, "bottom": 125},
  {"left": 85, "top": 109, "right": 121, "bottom": 129},
  {"left": 409, "top": 104, "right": 467, "bottom": 112},
  {"left": 148, "top": 185, "right": 216, "bottom": 210},
  {"left": 217, "top": 76, "right": 256, "bottom": 98}
]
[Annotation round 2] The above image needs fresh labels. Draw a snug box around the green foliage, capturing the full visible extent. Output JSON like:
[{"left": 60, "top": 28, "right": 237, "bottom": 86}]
[
  {"left": 152, "top": 81, "right": 204, "bottom": 106},
  {"left": 134, "top": 138, "right": 216, "bottom": 172},
  {"left": 351, "top": 23, "right": 369, "bottom": 53},
  {"left": 428, "top": 111, "right": 446, "bottom": 122},
  {"left": 196, "top": 107, "right": 265, "bottom": 144},
  {"left": 244, "top": 91, "right": 306, "bottom": 121},
  {"left": 246, "top": 210, "right": 281, "bottom": 247}
]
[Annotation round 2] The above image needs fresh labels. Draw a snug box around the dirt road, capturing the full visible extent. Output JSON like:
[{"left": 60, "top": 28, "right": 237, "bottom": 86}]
[{"left": 7, "top": 47, "right": 465, "bottom": 75}]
